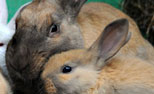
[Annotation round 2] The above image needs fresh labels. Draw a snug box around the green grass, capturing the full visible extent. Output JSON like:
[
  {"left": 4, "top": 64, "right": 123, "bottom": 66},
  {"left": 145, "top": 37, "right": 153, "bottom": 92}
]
[{"left": 6, "top": 0, "right": 123, "bottom": 22}]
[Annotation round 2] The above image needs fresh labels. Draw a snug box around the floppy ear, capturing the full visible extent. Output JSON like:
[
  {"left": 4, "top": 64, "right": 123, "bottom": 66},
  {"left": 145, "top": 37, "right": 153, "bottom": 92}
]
[
  {"left": 89, "top": 19, "right": 131, "bottom": 68},
  {"left": 57, "top": 0, "right": 87, "bottom": 21},
  {"left": 7, "top": 2, "right": 31, "bottom": 31},
  {"left": 0, "top": 0, "right": 8, "bottom": 24}
]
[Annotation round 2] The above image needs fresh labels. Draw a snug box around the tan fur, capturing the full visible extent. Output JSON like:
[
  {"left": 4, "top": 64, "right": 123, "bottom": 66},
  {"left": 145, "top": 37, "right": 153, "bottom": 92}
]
[
  {"left": 42, "top": 49, "right": 154, "bottom": 94},
  {"left": 16, "top": 1, "right": 55, "bottom": 30},
  {"left": 10, "top": 1, "right": 154, "bottom": 93},
  {"left": 0, "top": 69, "right": 11, "bottom": 94},
  {"left": 41, "top": 22, "right": 154, "bottom": 93},
  {"left": 78, "top": 3, "right": 154, "bottom": 62},
  {"left": 86, "top": 57, "right": 154, "bottom": 94},
  {"left": 17, "top": 2, "right": 154, "bottom": 62}
]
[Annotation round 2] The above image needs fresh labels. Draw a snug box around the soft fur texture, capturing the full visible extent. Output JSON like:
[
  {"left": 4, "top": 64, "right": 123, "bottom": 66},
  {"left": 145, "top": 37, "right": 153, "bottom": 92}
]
[
  {"left": 0, "top": 24, "right": 14, "bottom": 74},
  {"left": 42, "top": 19, "right": 154, "bottom": 94},
  {"left": 6, "top": 0, "right": 154, "bottom": 94},
  {"left": 0, "top": 0, "right": 14, "bottom": 75},
  {"left": 0, "top": 1, "right": 31, "bottom": 93},
  {"left": 0, "top": 0, "right": 30, "bottom": 75}
]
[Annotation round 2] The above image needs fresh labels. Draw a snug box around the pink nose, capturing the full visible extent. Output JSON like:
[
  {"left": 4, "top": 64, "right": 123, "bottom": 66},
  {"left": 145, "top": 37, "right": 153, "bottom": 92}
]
[{"left": 0, "top": 43, "right": 4, "bottom": 46}]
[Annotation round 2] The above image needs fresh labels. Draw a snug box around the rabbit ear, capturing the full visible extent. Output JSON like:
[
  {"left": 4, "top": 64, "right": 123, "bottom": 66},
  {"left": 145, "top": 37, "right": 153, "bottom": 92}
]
[
  {"left": 88, "top": 19, "right": 131, "bottom": 69},
  {"left": 0, "top": 0, "right": 8, "bottom": 24},
  {"left": 57, "top": 0, "right": 87, "bottom": 21},
  {"left": 7, "top": 2, "right": 31, "bottom": 31}
]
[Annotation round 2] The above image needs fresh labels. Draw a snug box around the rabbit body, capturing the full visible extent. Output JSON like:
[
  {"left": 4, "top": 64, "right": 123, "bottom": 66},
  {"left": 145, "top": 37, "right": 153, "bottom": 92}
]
[
  {"left": 86, "top": 56, "right": 154, "bottom": 94},
  {"left": 42, "top": 19, "right": 154, "bottom": 94}
]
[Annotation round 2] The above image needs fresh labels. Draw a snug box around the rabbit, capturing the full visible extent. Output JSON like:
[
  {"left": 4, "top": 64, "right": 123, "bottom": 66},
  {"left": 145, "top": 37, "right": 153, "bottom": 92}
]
[
  {"left": 5, "top": 0, "right": 154, "bottom": 93},
  {"left": 0, "top": 0, "right": 15, "bottom": 75},
  {"left": 0, "top": 0, "right": 31, "bottom": 76},
  {"left": 0, "top": 68, "right": 12, "bottom": 94},
  {"left": 41, "top": 19, "right": 154, "bottom": 94}
]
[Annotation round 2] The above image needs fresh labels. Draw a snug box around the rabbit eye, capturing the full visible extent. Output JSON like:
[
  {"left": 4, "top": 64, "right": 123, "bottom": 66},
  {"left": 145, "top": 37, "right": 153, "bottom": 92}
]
[
  {"left": 49, "top": 24, "right": 59, "bottom": 37},
  {"left": 50, "top": 24, "right": 58, "bottom": 32},
  {"left": 62, "top": 66, "right": 72, "bottom": 73},
  {"left": 0, "top": 43, "right": 4, "bottom": 46}
]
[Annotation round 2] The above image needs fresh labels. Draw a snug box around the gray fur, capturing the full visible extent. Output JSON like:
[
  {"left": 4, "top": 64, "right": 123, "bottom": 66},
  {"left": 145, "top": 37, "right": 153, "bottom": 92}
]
[
  {"left": 56, "top": 0, "right": 87, "bottom": 20},
  {"left": 6, "top": 0, "right": 86, "bottom": 93}
]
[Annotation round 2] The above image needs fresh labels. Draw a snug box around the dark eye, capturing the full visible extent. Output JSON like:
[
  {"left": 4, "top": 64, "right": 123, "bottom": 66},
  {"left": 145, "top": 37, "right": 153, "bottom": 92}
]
[
  {"left": 62, "top": 66, "right": 72, "bottom": 73},
  {"left": 0, "top": 43, "right": 4, "bottom": 46},
  {"left": 50, "top": 24, "right": 57, "bottom": 32},
  {"left": 49, "top": 24, "right": 59, "bottom": 37}
]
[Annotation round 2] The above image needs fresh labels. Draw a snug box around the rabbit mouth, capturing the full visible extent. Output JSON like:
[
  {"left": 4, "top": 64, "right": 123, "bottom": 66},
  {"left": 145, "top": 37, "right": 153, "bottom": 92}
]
[{"left": 0, "top": 43, "right": 4, "bottom": 46}]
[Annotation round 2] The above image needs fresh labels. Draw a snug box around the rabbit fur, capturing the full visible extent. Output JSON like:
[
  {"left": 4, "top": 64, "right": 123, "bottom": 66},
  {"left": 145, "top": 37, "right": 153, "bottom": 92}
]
[
  {"left": 0, "top": 0, "right": 31, "bottom": 75},
  {"left": 42, "top": 19, "right": 154, "bottom": 94},
  {"left": 5, "top": 0, "right": 154, "bottom": 93}
]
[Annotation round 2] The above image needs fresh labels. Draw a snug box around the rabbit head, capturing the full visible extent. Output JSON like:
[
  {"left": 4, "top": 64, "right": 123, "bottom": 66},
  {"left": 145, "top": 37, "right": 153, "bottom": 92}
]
[
  {"left": 6, "top": 0, "right": 87, "bottom": 93},
  {"left": 0, "top": 0, "right": 29, "bottom": 75},
  {"left": 0, "top": 0, "right": 14, "bottom": 72},
  {"left": 41, "top": 19, "right": 131, "bottom": 94},
  {"left": 0, "top": 24, "right": 13, "bottom": 69}
]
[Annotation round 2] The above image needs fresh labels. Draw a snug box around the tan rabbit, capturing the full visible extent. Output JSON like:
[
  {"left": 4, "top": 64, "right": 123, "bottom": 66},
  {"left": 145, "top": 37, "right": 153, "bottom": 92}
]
[
  {"left": 0, "top": 68, "right": 12, "bottom": 94},
  {"left": 42, "top": 19, "right": 154, "bottom": 94},
  {"left": 6, "top": 0, "right": 154, "bottom": 93},
  {"left": 78, "top": 2, "right": 154, "bottom": 62}
]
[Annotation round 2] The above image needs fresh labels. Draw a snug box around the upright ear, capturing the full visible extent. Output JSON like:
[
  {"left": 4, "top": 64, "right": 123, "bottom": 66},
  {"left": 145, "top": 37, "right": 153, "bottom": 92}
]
[
  {"left": 89, "top": 19, "right": 131, "bottom": 68},
  {"left": 0, "top": 0, "right": 8, "bottom": 24},
  {"left": 57, "top": 0, "right": 87, "bottom": 21},
  {"left": 7, "top": 2, "right": 31, "bottom": 31}
]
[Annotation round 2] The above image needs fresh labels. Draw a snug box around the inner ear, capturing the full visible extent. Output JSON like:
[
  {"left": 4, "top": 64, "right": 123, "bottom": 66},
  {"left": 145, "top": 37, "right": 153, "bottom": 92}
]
[
  {"left": 57, "top": 0, "right": 87, "bottom": 20},
  {"left": 98, "top": 20, "right": 130, "bottom": 59},
  {"left": 89, "top": 19, "right": 131, "bottom": 68}
]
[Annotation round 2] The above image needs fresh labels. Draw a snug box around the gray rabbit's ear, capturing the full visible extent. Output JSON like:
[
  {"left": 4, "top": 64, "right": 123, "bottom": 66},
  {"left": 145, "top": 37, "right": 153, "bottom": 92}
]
[
  {"left": 7, "top": 2, "right": 31, "bottom": 31},
  {"left": 57, "top": 0, "right": 87, "bottom": 20},
  {"left": 88, "top": 19, "right": 131, "bottom": 69},
  {"left": 0, "top": 0, "right": 8, "bottom": 24}
]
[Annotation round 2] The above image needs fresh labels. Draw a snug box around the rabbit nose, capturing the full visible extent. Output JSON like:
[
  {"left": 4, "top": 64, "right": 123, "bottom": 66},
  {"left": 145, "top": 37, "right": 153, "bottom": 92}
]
[{"left": 0, "top": 43, "right": 4, "bottom": 46}]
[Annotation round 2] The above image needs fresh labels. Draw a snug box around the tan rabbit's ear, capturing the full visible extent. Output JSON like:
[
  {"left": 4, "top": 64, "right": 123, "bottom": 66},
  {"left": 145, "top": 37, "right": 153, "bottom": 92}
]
[
  {"left": 57, "top": 0, "right": 87, "bottom": 21},
  {"left": 88, "top": 19, "right": 131, "bottom": 68}
]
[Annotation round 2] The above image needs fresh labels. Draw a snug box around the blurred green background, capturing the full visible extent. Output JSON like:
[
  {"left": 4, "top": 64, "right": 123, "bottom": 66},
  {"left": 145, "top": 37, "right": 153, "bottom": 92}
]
[{"left": 6, "top": 0, "right": 123, "bottom": 22}]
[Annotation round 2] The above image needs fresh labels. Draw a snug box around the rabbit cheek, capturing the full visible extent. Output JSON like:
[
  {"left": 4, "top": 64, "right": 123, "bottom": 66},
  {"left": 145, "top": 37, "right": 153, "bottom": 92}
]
[
  {"left": 44, "top": 78, "right": 57, "bottom": 94},
  {"left": 56, "top": 68, "right": 98, "bottom": 93},
  {"left": 58, "top": 74, "right": 72, "bottom": 83},
  {"left": 49, "top": 33, "right": 60, "bottom": 39}
]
